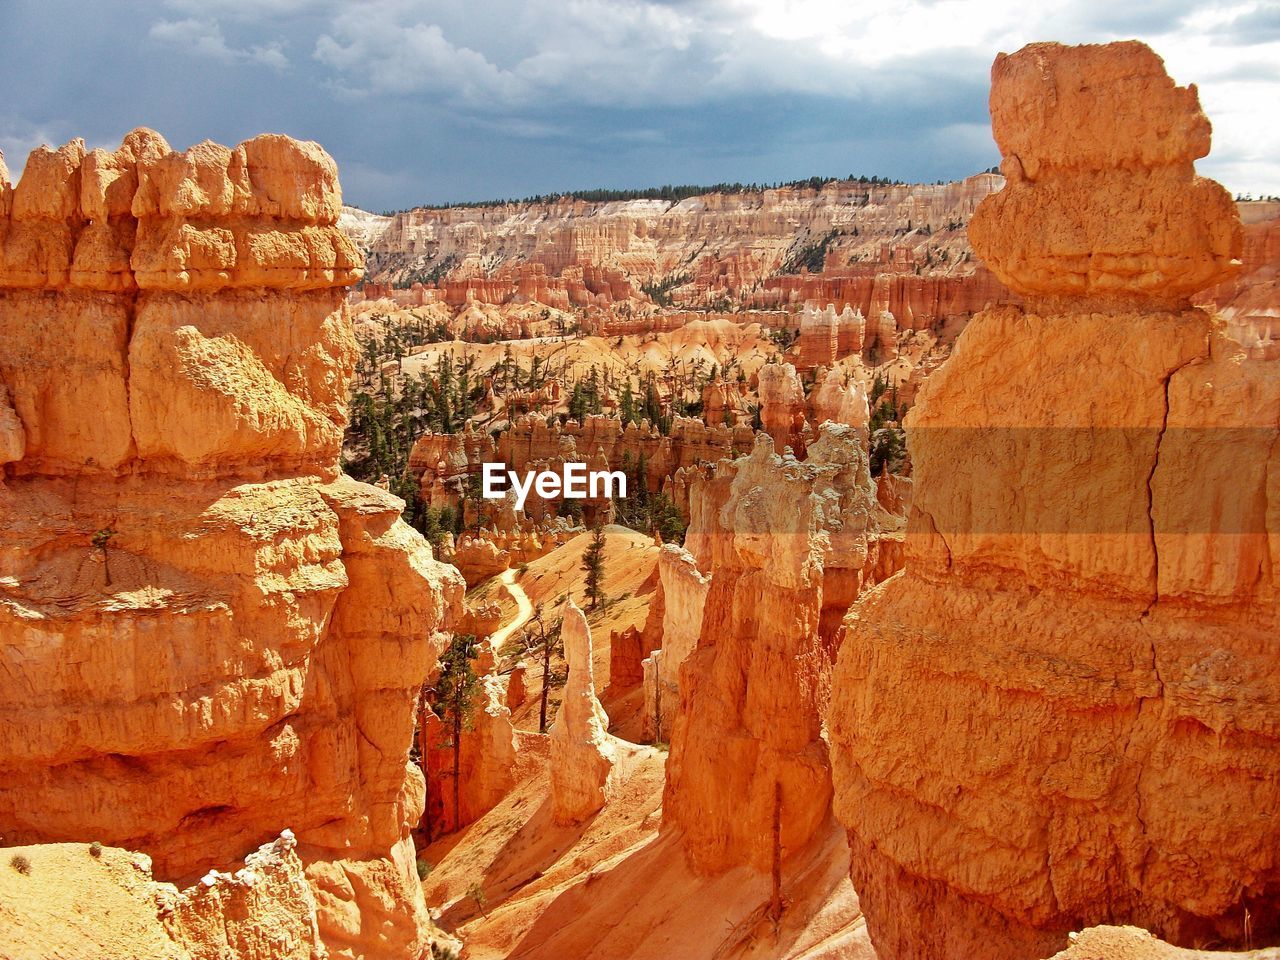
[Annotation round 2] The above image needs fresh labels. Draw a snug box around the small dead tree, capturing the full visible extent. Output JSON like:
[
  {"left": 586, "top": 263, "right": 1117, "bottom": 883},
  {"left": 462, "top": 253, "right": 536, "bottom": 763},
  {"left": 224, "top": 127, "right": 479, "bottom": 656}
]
[{"left": 92, "top": 527, "right": 117, "bottom": 585}]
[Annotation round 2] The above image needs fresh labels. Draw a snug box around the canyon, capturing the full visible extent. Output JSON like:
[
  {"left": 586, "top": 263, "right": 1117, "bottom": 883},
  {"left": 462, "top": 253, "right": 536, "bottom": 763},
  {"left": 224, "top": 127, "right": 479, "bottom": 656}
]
[{"left": 0, "top": 32, "right": 1277, "bottom": 960}]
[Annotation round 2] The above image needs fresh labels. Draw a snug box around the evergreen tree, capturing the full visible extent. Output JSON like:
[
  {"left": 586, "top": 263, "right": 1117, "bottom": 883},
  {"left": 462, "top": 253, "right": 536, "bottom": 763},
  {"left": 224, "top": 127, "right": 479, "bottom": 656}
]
[
  {"left": 427, "top": 633, "right": 480, "bottom": 834},
  {"left": 526, "top": 605, "right": 563, "bottom": 734},
  {"left": 619, "top": 381, "right": 637, "bottom": 426},
  {"left": 581, "top": 522, "right": 607, "bottom": 610}
]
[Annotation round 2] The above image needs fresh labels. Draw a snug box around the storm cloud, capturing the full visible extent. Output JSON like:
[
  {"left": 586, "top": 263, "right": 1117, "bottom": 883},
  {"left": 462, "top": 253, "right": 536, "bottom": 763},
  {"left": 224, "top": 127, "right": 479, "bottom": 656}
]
[{"left": 2, "top": 0, "right": 1276, "bottom": 209}]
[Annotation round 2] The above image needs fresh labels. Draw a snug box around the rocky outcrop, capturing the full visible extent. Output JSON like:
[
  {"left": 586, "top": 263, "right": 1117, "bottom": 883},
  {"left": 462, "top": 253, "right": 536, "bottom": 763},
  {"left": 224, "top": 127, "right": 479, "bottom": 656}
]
[
  {"left": 423, "top": 673, "right": 518, "bottom": 832},
  {"left": 1050, "top": 926, "right": 1280, "bottom": 960},
  {"left": 795, "top": 302, "right": 865, "bottom": 370},
  {"left": 0, "top": 130, "right": 464, "bottom": 958},
  {"left": 1196, "top": 201, "right": 1280, "bottom": 358},
  {"left": 410, "top": 413, "right": 755, "bottom": 517},
  {"left": 809, "top": 364, "right": 870, "bottom": 433},
  {"left": 0, "top": 832, "right": 323, "bottom": 960},
  {"left": 663, "top": 426, "right": 882, "bottom": 874},
  {"left": 164, "top": 832, "right": 324, "bottom": 960},
  {"left": 757, "top": 362, "right": 808, "bottom": 456},
  {"left": 549, "top": 600, "right": 616, "bottom": 824},
  {"left": 355, "top": 176, "right": 1009, "bottom": 322},
  {"left": 828, "top": 42, "right": 1277, "bottom": 960},
  {"left": 640, "top": 545, "right": 710, "bottom": 742}
]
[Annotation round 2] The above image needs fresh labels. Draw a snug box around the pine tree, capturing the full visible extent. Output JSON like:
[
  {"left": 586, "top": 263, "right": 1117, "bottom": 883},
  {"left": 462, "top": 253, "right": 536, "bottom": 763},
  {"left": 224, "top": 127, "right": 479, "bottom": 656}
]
[
  {"left": 428, "top": 633, "right": 480, "bottom": 834},
  {"left": 619, "top": 381, "right": 636, "bottom": 425},
  {"left": 526, "top": 605, "right": 563, "bottom": 734},
  {"left": 581, "top": 522, "right": 607, "bottom": 611}
]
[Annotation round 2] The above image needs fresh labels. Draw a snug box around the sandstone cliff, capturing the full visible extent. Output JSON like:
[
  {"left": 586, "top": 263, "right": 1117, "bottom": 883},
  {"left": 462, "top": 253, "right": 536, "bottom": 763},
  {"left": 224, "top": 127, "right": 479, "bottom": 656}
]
[
  {"left": 828, "top": 42, "right": 1277, "bottom": 959},
  {"left": 355, "top": 176, "right": 1005, "bottom": 313},
  {"left": 0, "top": 130, "right": 464, "bottom": 958}
]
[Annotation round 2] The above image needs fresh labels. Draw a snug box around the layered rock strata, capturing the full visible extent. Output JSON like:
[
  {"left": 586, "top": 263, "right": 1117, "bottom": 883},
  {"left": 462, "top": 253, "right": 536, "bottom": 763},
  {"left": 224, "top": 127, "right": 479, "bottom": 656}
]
[
  {"left": 0, "top": 130, "right": 463, "bottom": 958},
  {"left": 640, "top": 545, "right": 710, "bottom": 742},
  {"left": 828, "top": 42, "right": 1277, "bottom": 959},
  {"left": 663, "top": 425, "right": 882, "bottom": 874}
]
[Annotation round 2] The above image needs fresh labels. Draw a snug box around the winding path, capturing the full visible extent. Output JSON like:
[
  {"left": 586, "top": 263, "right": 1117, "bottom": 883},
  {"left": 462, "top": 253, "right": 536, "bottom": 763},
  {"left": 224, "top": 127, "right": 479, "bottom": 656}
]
[{"left": 487, "top": 567, "right": 535, "bottom": 650}]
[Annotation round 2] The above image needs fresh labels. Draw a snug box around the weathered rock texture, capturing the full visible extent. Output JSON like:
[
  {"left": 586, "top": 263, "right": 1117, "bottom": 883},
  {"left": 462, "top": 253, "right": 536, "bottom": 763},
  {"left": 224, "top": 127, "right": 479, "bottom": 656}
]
[
  {"left": 164, "top": 832, "right": 325, "bottom": 960},
  {"left": 663, "top": 426, "right": 883, "bottom": 874},
  {"left": 354, "top": 175, "right": 1011, "bottom": 327},
  {"left": 411, "top": 413, "right": 755, "bottom": 515},
  {"left": 0, "top": 130, "right": 464, "bottom": 958},
  {"left": 1197, "top": 200, "right": 1280, "bottom": 358},
  {"left": 828, "top": 42, "right": 1278, "bottom": 960},
  {"left": 423, "top": 672, "right": 519, "bottom": 832},
  {"left": 1050, "top": 926, "right": 1280, "bottom": 960},
  {"left": 0, "top": 832, "right": 324, "bottom": 960},
  {"left": 640, "top": 544, "right": 711, "bottom": 742},
  {"left": 549, "top": 600, "right": 617, "bottom": 824},
  {"left": 758, "top": 361, "right": 809, "bottom": 455}
]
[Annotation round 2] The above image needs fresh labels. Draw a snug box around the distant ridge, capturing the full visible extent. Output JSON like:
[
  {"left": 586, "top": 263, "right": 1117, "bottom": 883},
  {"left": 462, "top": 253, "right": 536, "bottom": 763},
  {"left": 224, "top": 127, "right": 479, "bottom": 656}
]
[{"left": 366, "top": 171, "right": 1002, "bottom": 217}]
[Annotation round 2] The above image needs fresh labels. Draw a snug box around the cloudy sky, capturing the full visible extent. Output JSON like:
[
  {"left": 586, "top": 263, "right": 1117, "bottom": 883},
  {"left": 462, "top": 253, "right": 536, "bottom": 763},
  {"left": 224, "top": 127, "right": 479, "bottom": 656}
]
[{"left": 1, "top": 0, "right": 1277, "bottom": 210}]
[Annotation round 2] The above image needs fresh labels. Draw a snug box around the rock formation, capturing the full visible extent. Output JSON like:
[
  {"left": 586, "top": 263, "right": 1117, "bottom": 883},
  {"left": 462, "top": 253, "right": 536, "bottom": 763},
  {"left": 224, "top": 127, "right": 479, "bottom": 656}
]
[
  {"left": 0, "top": 832, "right": 324, "bottom": 960},
  {"left": 423, "top": 673, "right": 518, "bottom": 832},
  {"left": 808, "top": 364, "right": 870, "bottom": 433},
  {"left": 795, "top": 302, "right": 866, "bottom": 370},
  {"left": 663, "top": 426, "right": 882, "bottom": 874},
  {"left": 828, "top": 42, "right": 1277, "bottom": 960},
  {"left": 757, "top": 361, "right": 809, "bottom": 455},
  {"left": 1197, "top": 200, "right": 1280, "bottom": 358},
  {"left": 0, "top": 130, "right": 464, "bottom": 958},
  {"left": 410, "top": 412, "right": 755, "bottom": 519},
  {"left": 549, "top": 600, "right": 617, "bottom": 824},
  {"left": 1050, "top": 926, "right": 1280, "bottom": 960},
  {"left": 164, "top": 832, "right": 324, "bottom": 960},
  {"left": 640, "top": 544, "right": 710, "bottom": 742},
  {"left": 506, "top": 661, "right": 528, "bottom": 710},
  {"left": 352, "top": 175, "right": 1011, "bottom": 326}
]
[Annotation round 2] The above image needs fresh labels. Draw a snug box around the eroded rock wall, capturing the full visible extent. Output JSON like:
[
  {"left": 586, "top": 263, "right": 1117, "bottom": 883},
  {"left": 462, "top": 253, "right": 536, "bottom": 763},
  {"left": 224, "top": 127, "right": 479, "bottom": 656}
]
[
  {"left": 0, "top": 130, "right": 464, "bottom": 959},
  {"left": 827, "top": 42, "right": 1278, "bottom": 960}
]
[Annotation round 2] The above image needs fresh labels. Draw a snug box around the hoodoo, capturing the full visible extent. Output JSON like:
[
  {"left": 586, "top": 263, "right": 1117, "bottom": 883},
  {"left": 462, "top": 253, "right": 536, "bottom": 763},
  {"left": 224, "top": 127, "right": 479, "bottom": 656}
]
[
  {"left": 664, "top": 425, "right": 884, "bottom": 875},
  {"left": 827, "top": 41, "right": 1278, "bottom": 959},
  {"left": 549, "top": 600, "right": 617, "bottom": 825},
  {"left": 0, "top": 130, "right": 464, "bottom": 958}
]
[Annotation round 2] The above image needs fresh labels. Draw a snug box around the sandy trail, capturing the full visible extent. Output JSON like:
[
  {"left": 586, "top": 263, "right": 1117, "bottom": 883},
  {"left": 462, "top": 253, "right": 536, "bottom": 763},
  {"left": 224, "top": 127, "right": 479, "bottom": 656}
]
[{"left": 487, "top": 568, "right": 534, "bottom": 650}]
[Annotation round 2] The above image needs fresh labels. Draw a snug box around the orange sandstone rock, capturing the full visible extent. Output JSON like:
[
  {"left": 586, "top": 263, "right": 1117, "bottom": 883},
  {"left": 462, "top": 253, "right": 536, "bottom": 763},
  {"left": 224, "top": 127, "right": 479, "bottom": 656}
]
[
  {"left": 0, "top": 832, "right": 325, "bottom": 960},
  {"left": 423, "top": 673, "right": 518, "bottom": 832},
  {"left": 549, "top": 600, "right": 617, "bottom": 825},
  {"left": 663, "top": 425, "right": 881, "bottom": 875},
  {"left": 969, "top": 42, "right": 1241, "bottom": 302},
  {"left": 757, "top": 361, "right": 808, "bottom": 455},
  {"left": 828, "top": 42, "right": 1278, "bottom": 960},
  {"left": 1050, "top": 926, "right": 1280, "bottom": 960},
  {"left": 0, "top": 129, "right": 463, "bottom": 959},
  {"left": 640, "top": 544, "right": 710, "bottom": 741}
]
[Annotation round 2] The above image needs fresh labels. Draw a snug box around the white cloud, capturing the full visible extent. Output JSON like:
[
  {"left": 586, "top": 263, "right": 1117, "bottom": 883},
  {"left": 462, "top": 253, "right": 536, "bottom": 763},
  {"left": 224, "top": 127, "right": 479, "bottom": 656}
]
[
  {"left": 149, "top": 18, "right": 289, "bottom": 70},
  {"left": 315, "top": 16, "right": 524, "bottom": 102}
]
